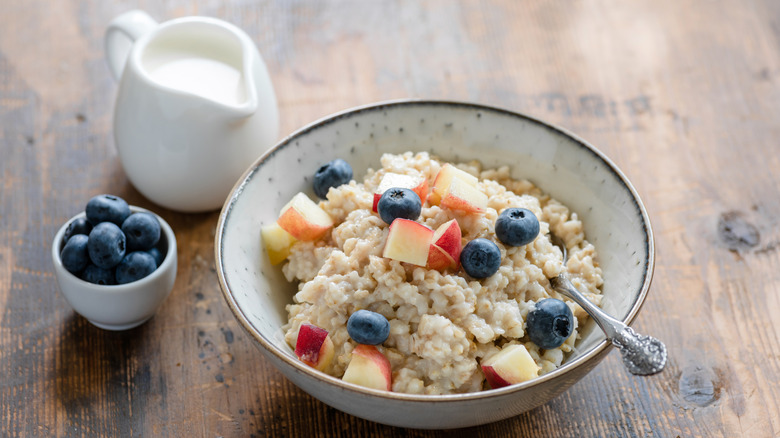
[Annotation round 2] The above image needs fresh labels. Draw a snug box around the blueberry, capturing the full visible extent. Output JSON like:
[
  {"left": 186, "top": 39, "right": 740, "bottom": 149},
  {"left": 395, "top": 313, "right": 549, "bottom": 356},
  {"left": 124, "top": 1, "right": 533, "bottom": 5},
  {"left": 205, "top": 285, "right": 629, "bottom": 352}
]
[
  {"left": 85, "top": 194, "right": 131, "bottom": 226},
  {"left": 495, "top": 208, "right": 540, "bottom": 247},
  {"left": 122, "top": 212, "right": 161, "bottom": 251},
  {"left": 313, "top": 158, "right": 353, "bottom": 199},
  {"left": 146, "top": 247, "right": 164, "bottom": 266},
  {"left": 87, "top": 222, "right": 126, "bottom": 269},
  {"left": 63, "top": 217, "right": 92, "bottom": 243},
  {"left": 116, "top": 251, "right": 158, "bottom": 284},
  {"left": 60, "top": 234, "right": 90, "bottom": 274},
  {"left": 377, "top": 187, "right": 422, "bottom": 225},
  {"left": 347, "top": 309, "right": 390, "bottom": 345},
  {"left": 526, "top": 298, "right": 574, "bottom": 349},
  {"left": 80, "top": 264, "right": 116, "bottom": 285},
  {"left": 460, "top": 238, "right": 501, "bottom": 278}
]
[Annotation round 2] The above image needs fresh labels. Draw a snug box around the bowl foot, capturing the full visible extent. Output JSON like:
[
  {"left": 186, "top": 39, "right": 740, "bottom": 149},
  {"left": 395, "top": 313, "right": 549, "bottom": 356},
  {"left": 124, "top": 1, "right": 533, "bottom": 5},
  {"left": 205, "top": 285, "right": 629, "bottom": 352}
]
[{"left": 87, "top": 315, "right": 153, "bottom": 331}]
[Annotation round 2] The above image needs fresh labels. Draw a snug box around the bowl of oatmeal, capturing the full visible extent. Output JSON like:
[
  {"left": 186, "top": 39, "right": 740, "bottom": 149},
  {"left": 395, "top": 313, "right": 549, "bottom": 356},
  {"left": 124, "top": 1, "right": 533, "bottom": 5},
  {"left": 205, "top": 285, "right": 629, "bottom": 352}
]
[{"left": 215, "top": 100, "right": 654, "bottom": 429}]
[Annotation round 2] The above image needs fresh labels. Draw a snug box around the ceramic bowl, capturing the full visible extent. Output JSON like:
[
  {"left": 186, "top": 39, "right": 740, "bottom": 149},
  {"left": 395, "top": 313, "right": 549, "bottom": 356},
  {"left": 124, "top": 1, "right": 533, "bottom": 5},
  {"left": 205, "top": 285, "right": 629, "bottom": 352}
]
[
  {"left": 52, "top": 206, "right": 177, "bottom": 330},
  {"left": 216, "top": 100, "right": 654, "bottom": 429}
]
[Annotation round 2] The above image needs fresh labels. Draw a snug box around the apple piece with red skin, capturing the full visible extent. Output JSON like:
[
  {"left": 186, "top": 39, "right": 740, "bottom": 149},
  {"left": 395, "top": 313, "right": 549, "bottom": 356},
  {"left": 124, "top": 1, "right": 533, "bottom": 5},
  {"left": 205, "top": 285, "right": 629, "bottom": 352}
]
[
  {"left": 481, "top": 344, "right": 540, "bottom": 389},
  {"left": 342, "top": 344, "right": 392, "bottom": 391},
  {"left": 426, "top": 244, "right": 457, "bottom": 270},
  {"left": 277, "top": 192, "right": 334, "bottom": 241},
  {"left": 372, "top": 173, "right": 429, "bottom": 212},
  {"left": 294, "top": 323, "right": 335, "bottom": 372},
  {"left": 383, "top": 218, "right": 433, "bottom": 266},
  {"left": 439, "top": 176, "right": 488, "bottom": 213},
  {"left": 430, "top": 163, "right": 479, "bottom": 205},
  {"left": 432, "top": 219, "right": 462, "bottom": 261},
  {"left": 426, "top": 219, "right": 462, "bottom": 270},
  {"left": 260, "top": 222, "right": 297, "bottom": 265}
]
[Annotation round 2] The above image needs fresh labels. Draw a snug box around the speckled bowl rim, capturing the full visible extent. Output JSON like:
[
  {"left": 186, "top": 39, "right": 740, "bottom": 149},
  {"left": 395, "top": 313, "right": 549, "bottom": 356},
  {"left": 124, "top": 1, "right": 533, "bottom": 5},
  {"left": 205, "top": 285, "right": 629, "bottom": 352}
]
[{"left": 215, "top": 99, "right": 655, "bottom": 403}]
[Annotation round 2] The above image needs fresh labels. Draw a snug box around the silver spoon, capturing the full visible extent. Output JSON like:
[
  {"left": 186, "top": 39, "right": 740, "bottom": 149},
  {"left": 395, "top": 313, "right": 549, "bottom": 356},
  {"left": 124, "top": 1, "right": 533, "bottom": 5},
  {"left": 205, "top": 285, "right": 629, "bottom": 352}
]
[{"left": 549, "top": 234, "right": 667, "bottom": 376}]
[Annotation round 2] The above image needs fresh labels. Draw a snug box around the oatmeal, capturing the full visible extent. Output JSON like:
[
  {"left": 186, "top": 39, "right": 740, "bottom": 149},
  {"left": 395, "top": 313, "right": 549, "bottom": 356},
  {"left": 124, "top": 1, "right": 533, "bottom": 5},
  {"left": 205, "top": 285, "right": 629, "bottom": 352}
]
[{"left": 269, "top": 152, "right": 603, "bottom": 395}]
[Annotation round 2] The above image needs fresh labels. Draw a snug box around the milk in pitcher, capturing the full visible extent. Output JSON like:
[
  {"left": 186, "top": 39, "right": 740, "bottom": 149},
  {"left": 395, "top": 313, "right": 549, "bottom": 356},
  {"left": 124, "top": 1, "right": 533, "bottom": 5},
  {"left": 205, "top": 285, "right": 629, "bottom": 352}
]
[
  {"left": 142, "top": 42, "right": 247, "bottom": 106},
  {"left": 146, "top": 53, "right": 247, "bottom": 106}
]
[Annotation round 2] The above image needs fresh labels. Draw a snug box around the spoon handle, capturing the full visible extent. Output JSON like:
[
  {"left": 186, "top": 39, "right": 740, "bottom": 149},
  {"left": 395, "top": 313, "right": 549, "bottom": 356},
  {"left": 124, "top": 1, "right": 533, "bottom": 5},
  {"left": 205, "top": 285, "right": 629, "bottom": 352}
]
[
  {"left": 550, "top": 274, "right": 625, "bottom": 339},
  {"left": 550, "top": 274, "right": 667, "bottom": 376}
]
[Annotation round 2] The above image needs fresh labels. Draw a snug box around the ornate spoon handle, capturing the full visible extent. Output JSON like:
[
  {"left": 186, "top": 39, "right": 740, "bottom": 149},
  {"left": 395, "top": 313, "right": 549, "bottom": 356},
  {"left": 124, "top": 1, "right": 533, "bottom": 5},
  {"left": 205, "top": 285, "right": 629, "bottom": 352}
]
[{"left": 550, "top": 274, "right": 667, "bottom": 376}]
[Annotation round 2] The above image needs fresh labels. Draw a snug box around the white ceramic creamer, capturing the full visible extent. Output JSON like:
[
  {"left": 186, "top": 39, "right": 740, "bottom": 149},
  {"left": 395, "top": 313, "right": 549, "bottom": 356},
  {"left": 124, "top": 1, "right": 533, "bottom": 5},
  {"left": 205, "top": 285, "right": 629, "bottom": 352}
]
[{"left": 105, "top": 10, "right": 279, "bottom": 212}]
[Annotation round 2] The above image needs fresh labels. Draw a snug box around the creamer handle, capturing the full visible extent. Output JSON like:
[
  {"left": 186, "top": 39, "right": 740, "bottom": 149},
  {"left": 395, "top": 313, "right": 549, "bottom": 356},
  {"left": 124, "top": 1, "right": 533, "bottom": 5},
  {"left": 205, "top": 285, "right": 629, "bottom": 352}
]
[{"left": 104, "top": 10, "right": 158, "bottom": 80}]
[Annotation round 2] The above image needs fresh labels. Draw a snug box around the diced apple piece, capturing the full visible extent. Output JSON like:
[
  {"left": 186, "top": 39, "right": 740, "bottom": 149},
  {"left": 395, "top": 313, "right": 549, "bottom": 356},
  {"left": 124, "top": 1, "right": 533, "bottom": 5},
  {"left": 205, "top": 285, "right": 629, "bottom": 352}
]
[
  {"left": 426, "top": 244, "right": 457, "bottom": 270},
  {"left": 294, "top": 323, "right": 335, "bottom": 372},
  {"left": 430, "top": 164, "right": 479, "bottom": 205},
  {"left": 432, "top": 219, "right": 462, "bottom": 261},
  {"left": 481, "top": 344, "right": 540, "bottom": 389},
  {"left": 440, "top": 177, "right": 488, "bottom": 213},
  {"left": 383, "top": 218, "right": 433, "bottom": 266},
  {"left": 261, "top": 222, "right": 297, "bottom": 265},
  {"left": 342, "top": 344, "right": 392, "bottom": 391},
  {"left": 277, "top": 192, "right": 334, "bottom": 241},
  {"left": 426, "top": 220, "right": 462, "bottom": 270},
  {"left": 372, "top": 173, "right": 429, "bottom": 212}
]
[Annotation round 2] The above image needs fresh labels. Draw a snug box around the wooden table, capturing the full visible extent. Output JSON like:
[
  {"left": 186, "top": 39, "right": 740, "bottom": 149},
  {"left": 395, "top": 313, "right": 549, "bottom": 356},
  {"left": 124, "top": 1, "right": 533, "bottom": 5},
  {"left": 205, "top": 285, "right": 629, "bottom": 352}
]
[{"left": 2, "top": 1, "right": 779, "bottom": 436}]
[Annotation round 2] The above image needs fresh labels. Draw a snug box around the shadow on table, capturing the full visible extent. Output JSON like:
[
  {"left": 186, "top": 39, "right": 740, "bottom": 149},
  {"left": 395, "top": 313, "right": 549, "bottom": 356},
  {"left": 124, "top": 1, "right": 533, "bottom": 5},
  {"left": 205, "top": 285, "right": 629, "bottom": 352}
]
[
  {"left": 244, "top": 378, "right": 558, "bottom": 437},
  {"left": 54, "top": 312, "right": 151, "bottom": 428}
]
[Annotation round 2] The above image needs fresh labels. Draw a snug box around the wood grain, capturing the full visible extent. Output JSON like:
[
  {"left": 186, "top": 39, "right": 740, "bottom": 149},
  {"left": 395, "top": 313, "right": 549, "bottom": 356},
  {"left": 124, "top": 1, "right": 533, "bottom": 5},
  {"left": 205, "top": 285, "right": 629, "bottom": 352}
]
[{"left": 2, "top": 0, "right": 780, "bottom": 436}]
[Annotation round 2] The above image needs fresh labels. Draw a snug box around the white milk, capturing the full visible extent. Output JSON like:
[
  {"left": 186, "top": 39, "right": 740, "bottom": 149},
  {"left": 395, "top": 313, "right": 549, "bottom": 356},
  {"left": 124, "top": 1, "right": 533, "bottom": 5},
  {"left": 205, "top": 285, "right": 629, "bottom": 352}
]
[{"left": 147, "top": 56, "right": 246, "bottom": 106}]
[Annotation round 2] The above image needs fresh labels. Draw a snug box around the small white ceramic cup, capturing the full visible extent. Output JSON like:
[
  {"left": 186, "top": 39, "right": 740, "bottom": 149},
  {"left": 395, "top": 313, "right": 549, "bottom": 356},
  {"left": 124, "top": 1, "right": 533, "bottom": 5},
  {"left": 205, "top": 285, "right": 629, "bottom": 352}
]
[{"left": 52, "top": 206, "right": 177, "bottom": 330}]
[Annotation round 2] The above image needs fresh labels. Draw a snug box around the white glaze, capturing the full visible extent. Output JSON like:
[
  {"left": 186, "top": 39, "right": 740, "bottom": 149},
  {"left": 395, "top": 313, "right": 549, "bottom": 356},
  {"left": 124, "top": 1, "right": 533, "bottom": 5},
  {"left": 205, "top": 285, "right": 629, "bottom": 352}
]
[{"left": 105, "top": 10, "right": 279, "bottom": 212}]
